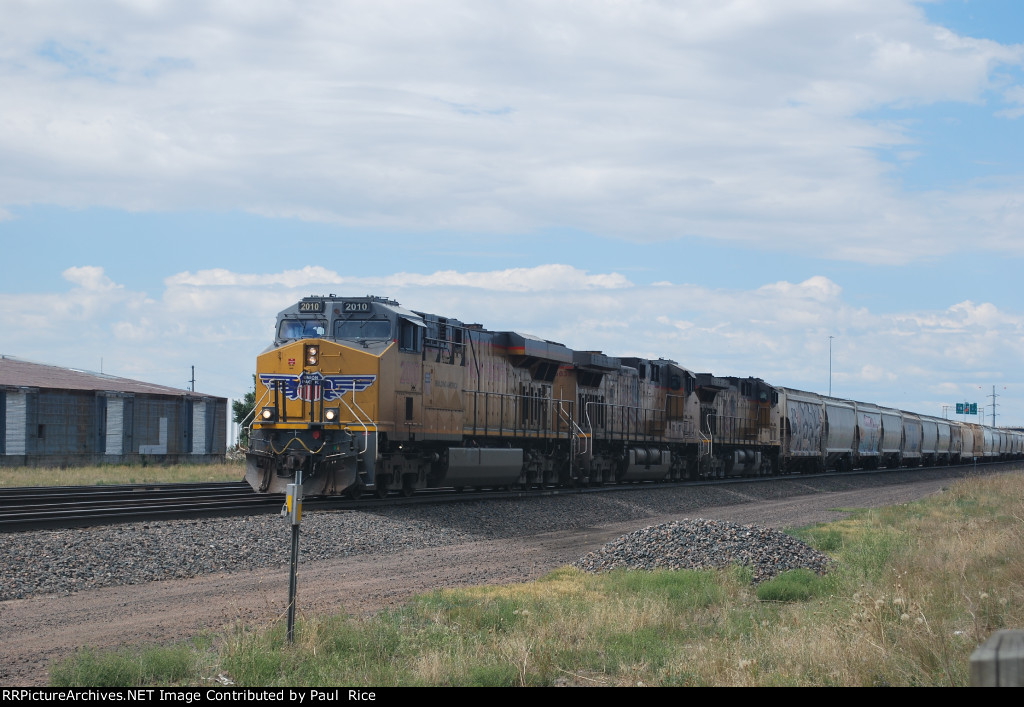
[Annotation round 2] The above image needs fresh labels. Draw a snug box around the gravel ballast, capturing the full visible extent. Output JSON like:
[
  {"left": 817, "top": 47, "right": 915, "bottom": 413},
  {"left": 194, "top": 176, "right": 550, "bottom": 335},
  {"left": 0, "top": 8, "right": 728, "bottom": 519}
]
[
  {"left": 574, "top": 518, "right": 832, "bottom": 582},
  {"left": 0, "top": 467, "right": 990, "bottom": 602}
]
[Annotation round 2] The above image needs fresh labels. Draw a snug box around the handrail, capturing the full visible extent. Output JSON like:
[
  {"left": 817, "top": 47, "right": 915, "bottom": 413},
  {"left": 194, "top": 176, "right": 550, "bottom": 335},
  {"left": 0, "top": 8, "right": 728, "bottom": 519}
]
[
  {"left": 336, "top": 390, "right": 375, "bottom": 458},
  {"left": 242, "top": 387, "right": 272, "bottom": 442},
  {"left": 700, "top": 413, "right": 715, "bottom": 460},
  {"left": 581, "top": 400, "right": 664, "bottom": 442},
  {"left": 558, "top": 400, "right": 589, "bottom": 456},
  {"left": 463, "top": 389, "right": 576, "bottom": 437},
  {"left": 701, "top": 412, "right": 778, "bottom": 444}
]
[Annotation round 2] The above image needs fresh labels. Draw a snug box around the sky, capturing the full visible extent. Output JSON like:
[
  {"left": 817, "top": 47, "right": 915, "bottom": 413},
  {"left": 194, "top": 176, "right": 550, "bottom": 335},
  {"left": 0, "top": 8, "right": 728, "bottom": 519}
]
[{"left": 1, "top": 0, "right": 1023, "bottom": 438}]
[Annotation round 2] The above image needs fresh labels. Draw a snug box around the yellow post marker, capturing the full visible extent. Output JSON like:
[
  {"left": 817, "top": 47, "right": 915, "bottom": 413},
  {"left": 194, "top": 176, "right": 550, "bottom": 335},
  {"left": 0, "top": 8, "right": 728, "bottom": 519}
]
[
  {"left": 285, "top": 472, "right": 303, "bottom": 642},
  {"left": 286, "top": 485, "right": 302, "bottom": 524}
]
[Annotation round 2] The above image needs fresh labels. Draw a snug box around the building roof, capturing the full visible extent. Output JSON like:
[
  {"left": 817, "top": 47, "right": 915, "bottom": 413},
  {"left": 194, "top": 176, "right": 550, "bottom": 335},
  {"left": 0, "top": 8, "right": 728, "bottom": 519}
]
[{"left": 0, "top": 356, "right": 222, "bottom": 399}]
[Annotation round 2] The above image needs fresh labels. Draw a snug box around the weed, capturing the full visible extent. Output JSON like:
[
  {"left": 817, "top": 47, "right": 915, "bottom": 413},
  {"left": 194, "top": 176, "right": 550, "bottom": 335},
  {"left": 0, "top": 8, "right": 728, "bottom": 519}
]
[
  {"left": 50, "top": 645, "right": 196, "bottom": 687},
  {"left": 756, "top": 569, "right": 830, "bottom": 602}
]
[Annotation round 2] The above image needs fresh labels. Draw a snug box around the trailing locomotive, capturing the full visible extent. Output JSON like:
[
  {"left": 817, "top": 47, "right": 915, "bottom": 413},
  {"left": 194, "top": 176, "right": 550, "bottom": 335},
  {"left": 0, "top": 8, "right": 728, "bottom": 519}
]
[{"left": 244, "top": 295, "right": 1023, "bottom": 496}]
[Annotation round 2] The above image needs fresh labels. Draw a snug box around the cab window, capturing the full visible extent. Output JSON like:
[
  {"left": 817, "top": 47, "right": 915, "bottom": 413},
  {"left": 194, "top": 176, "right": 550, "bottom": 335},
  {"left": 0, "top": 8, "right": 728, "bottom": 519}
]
[
  {"left": 399, "top": 318, "right": 424, "bottom": 352},
  {"left": 334, "top": 318, "right": 392, "bottom": 341},
  {"left": 279, "top": 318, "right": 327, "bottom": 340}
]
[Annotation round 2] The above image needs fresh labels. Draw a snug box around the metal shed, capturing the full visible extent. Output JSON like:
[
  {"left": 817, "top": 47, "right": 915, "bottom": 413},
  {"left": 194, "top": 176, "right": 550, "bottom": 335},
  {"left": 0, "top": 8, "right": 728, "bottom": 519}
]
[{"left": 0, "top": 356, "right": 226, "bottom": 467}]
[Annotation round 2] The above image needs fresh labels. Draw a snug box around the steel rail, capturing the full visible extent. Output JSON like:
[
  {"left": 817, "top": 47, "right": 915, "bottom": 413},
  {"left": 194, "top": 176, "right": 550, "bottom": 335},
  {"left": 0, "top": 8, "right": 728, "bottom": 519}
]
[{"left": 2, "top": 460, "right": 1020, "bottom": 532}]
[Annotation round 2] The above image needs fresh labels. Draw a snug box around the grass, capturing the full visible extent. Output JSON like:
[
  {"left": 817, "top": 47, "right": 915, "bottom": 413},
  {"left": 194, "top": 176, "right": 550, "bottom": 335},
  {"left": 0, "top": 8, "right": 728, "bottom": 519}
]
[
  {"left": 50, "top": 471, "right": 1024, "bottom": 687},
  {"left": 50, "top": 641, "right": 210, "bottom": 688},
  {"left": 0, "top": 461, "right": 244, "bottom": 487}
]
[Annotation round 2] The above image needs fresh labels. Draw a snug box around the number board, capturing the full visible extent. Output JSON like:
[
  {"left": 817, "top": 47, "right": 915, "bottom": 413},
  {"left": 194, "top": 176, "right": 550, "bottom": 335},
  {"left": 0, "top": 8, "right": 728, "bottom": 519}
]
[
  {"left": 342, "top": 301, "right": 371, "bottom": 313},
  {"left": 298, "top": 301, "right": 324, "bottom": 313}
]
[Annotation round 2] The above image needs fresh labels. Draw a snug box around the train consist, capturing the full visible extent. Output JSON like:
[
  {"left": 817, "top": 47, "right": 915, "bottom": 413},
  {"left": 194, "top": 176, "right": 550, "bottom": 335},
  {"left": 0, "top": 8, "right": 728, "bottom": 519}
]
[{"left": 244, "top": 295, "right": 1023, "bottom": 496}]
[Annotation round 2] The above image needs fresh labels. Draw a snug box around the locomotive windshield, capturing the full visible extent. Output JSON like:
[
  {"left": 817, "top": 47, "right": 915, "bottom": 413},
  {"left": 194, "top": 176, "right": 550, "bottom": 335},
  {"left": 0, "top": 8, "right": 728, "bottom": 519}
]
[
  {"left": 278, "top": 317, "right": 327, "bottom": 340},
  {"left": 334, "top": 317, "right": 392, "bottom": 341}
]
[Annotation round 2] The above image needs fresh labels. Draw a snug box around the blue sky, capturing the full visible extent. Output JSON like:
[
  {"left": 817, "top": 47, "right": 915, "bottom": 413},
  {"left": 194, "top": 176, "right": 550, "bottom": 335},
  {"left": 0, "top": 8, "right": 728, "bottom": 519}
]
[{"left": 1, "top": 0, "right": 1022, "bottom": 434}]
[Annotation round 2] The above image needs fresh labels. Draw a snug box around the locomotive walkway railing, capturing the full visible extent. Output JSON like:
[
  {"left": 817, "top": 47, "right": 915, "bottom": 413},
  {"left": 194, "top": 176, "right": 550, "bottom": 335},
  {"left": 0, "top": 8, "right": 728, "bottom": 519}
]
[
  {"left": 701, "top": 413, "right": 778, "bottom": 446},
  {"left": 583, "top": 400, "right": 667, "bottom": 443},
  {"left": 463, "top": 389, "right": 577, "bottom": 439}
]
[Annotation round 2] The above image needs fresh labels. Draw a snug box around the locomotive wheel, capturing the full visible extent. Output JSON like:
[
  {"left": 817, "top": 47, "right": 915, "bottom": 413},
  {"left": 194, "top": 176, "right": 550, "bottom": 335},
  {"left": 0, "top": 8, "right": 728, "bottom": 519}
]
[
  {"left": 401, "top": 477, "right": 415, "bottom": 497},
  {"left": 346, "top": 485, "right": 363, "bottom": 500},
  {"left": 374, "top": 484, "right": 389, "bottom": 499}
]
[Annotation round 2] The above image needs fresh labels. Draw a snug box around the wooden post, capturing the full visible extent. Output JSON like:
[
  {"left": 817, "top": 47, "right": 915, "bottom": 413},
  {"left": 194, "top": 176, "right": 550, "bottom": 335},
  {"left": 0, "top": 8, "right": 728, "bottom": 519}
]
[{"left": 970, "top": 630, "right": 1024, "bottom": 686}]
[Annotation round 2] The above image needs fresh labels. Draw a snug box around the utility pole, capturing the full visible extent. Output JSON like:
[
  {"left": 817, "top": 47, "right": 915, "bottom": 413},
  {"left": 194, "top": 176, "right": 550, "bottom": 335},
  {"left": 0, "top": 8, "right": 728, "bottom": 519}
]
[
  {"left": 828, "top": 335, "right": 834, "bottom": 397},
  {"left": 989, "top": 385, "right": 999, "bottom": 427},
  {"left": 190, "top": 365, "right": 196, "bottom": 392}
]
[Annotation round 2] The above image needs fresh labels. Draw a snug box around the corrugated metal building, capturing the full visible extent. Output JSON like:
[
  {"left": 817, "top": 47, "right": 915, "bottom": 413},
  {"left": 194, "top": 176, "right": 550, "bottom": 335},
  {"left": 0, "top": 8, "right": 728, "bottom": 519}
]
[{"left": 0, "top": 356, "right": 227, "bottom": 467}]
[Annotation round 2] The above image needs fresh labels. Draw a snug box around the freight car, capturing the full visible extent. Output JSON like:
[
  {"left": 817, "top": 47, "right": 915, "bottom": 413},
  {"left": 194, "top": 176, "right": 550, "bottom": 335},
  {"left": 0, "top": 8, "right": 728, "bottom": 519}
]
[{"left": 244, "top": 295, "right": 1022, "bottom": 496}]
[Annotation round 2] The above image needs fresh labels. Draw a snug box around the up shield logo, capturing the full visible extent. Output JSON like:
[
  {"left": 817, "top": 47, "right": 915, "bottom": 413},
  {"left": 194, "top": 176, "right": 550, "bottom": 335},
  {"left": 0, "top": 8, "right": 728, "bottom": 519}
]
[{"left": 259, "top": 372, "right": 377, "bottom": 402}]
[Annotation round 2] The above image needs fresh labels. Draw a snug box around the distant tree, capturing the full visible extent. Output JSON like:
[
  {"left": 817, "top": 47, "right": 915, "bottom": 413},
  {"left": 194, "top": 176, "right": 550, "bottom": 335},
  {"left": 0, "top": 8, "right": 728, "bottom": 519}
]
[{"left": 233, "top": 375, "right": 257, "bottom": 447}]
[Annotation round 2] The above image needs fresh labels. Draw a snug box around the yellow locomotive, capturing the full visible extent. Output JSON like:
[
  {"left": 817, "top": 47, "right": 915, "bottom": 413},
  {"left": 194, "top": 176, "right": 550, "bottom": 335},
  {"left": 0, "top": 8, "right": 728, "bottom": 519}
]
[{"left": 244, "top": 295, "right": 779, "bottom": 497}]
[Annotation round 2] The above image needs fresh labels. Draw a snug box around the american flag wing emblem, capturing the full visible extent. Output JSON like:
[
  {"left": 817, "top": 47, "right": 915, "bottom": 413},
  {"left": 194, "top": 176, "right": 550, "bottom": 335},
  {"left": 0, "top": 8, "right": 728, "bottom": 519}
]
[
  {"left": 259, "top": 373, "right": 301, "bottom": 400},
  {"left": 260, "top": 373, "right": 377, "bottom": 402},
  {"left": 323, "top": 375, "right": 378, "bottom": 400}
]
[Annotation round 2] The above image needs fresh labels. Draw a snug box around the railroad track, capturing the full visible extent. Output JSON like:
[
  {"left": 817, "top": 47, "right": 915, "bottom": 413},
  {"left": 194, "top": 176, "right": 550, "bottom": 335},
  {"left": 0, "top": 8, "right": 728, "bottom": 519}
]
[
  {"left": 0, "top": 481, "right": 286, "bottom": 532},
  {"left": 2, "top": 460, "right": 1019, "bottom": 532}
]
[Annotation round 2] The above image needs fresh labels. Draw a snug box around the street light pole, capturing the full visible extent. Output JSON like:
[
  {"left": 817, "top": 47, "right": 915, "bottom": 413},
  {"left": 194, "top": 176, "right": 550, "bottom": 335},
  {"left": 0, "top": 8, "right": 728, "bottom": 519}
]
[{"left": 828, "top": 335, "right": 834, "bottom": 397}]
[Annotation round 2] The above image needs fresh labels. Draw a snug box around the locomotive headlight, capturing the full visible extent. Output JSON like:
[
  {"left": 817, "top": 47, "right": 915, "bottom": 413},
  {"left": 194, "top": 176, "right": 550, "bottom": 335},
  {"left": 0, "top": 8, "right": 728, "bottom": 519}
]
[
  {"left": 260, "top": 406, "right": 278, "bottom": 422},
  {"left": 324, "top": 408, "right": 339, "bottom": 422},
  {"left": 305, "top": 344, "right": 319, "bottom": 366}
]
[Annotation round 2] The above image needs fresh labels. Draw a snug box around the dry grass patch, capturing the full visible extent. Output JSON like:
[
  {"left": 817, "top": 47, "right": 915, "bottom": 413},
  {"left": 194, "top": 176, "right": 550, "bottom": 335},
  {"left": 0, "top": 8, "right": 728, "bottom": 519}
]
[{"left": 0, "top": 461, "right": 244, "bottom": 487}]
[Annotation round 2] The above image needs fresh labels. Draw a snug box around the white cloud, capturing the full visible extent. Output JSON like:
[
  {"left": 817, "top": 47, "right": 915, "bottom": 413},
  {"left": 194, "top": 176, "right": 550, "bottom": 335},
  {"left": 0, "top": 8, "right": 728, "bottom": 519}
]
[
  {"left": 860, "top": 364, "right": 892, "bottom": 382},
  {"left": 1, "top": 263, "right": 1022, "bottom": 423},
  {"left": 381, "top": 265, "right": 632, "bottom": 292},
  {"left": 758, "top": 276, "right": 843, "bottom": 302},
  {"left": 63, "top": 265, "right": 121, "bottom": 291},
  {"left": 111, "top": 318, "right": 154, "bottom": 342},
  {"left": 997, "top": 84, "right": 1024, "bottom": 119},
  {"left": 948, "top": 300, "right": 1019, "bottom": 328},
  {"left": 1, "top": 1, "right": 1022, "bottom": 262},
  {"left": 165, "top": 266, "right": 344, "bottom": 289}
]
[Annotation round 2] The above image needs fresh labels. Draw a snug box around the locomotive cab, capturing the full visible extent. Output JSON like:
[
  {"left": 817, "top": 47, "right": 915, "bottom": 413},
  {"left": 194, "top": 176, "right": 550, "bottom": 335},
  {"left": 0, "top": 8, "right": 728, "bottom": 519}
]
[{"left": 246, "top": 296, "right": 420, "bottom": 495}]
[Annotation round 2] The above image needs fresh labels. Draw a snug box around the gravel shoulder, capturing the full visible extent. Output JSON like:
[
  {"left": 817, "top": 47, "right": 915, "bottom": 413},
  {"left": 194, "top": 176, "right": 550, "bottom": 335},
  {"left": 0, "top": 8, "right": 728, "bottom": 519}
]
[{"left": 0, "top": 468, "right": 998, "bottom": 686}]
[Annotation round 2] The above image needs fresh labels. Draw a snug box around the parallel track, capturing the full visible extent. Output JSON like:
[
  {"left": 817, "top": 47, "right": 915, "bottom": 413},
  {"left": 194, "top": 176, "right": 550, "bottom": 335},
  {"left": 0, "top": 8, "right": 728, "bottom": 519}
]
[
  {"left": 2, "top": 460, "right": 1019, "bottom": 532},
  {"left": 0, "top": 482, "right": 284, "bottom": 532}
]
